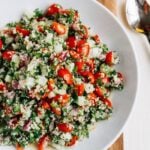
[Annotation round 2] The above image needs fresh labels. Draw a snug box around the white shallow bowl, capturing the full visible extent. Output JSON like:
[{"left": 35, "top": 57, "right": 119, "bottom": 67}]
[{"left": 0, "top": 0, "right": 138, "bottom": 150}]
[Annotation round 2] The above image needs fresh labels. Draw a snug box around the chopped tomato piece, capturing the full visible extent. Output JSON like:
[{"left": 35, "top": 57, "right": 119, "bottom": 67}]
[
  {"left": 60, "top": 9, "right": 70, "bottom": 15},
  {"left": 41, "top": 100, "right": 50, "bottom": 109},
  {"left": 86, "top": 59, "right": 95, "bottom": 70},
  {"left": 94, "top": 72, "right": 110, "bottom": 85},
  {"left": 77, "top": 39, "right": 86, "bottom": 47},
  {"left": 75, "top": 61, "right": 84, "bottom": 72},
  {"left": 57, "top": 123, "right": 73, "bottom": 133},
  {"left": 77, "top": 40, "right": 90, "bottom": 57},
  {"left": 0, "top": 39, "right": 3, "bottom": 50},
  {"left": 88, "top": 93, "right": 97, "bottom": 100},
  {"left": 51, "top": 107, "right": 61, "bottom": 115},
  {"left": 51, "top": 22, "right": 67, "bottom": 35},
  {"left": 95, "top": 87, "right": 104, "bottom": 97},
  {"left": 74, "top": 11, "right": 79, "bottom": 22},
  {"left": 38, "top": 135, "right": 49, "bottom": 150},
  {"left": 0, "top": 82, "right": 6, "bottom": 91},
  {"left": 77, "top": 43, "right": 90, "bottom": 57},
  {"left": 69, "top": 50, "right": 80, "bottom": 59},
  {"left": 94, "top": 72, "right": 105, "bottom": 81},
  {"left": 2, "top": 50, "right": 15, "bottom": 61},
  {"left": 88, "top": 73, "right": 95, "bottom": 83},
  {"left": 3, "top": 29, "right": 14, "bottom": 36},
  {"left": 117, "top": 72, "right": 124, "bottom": 81},
  {"left": 103, "top": 98, "right": 112, "bottom": 107},
  {"left": 66, "top": 36, "right": 76, "bottom": 48},
  {"left": 48, "top": 79, "right": 55, "bottom": 91},
  {"left": 42, "top": 92, "right": 49, "bottom": 99},
  {"left": 54, "top": 94, "right": 70, "bottom": 106},
  {"left": 4, "top": 105, "right": 12, "bottom": 115},
  {"left": 105, "top": 51, "right": 114, "bottom": 65},
  {"left": 38, "top": 25, "right": 44, "bottom": 32},
  {"left": 46, "top": 4, "right": 62, "bottom": 15},
  {"left": 37, "top": 17, "right": 45, "bottom": 22},
  {"left": 87, "top": 93, "right": 97, "bottom": 106},
  {"left": 80, "top": 71, "right": 95, "bottom": 83},
  {"left": 16, "top": 26, "right": 30, "bottom": 37},
  {"left": 101, "top": 77, "right": 110, "bottom": 84},
  {"left": 60, "top": 10, "right": 79, "bottom": 23},
  {"left": 93, "top": 34, "right": 100, "bottom": 44},
  {"left": 66, "top": 135, "right": 78, "bottom": 146},
  {"left": 55, "top": 64, "right": 61, "bottom": 71},
  {"left": 57, "top": 51, "right": 68, "bottom": 61},
  {"left": 61, "top": 94, "right": 70, "bottom": 105},
  {"left": 58, "top": 68, "right": 73, "bottom": 85},
  {"left": 16, "top": 144, "right": 24, "bottom": 150},
  {"left": 76, "top": 83, "right": 84, "bottom": 96},
  {"left": 80, "top": 25, "right": 89, "bottom": 39}
]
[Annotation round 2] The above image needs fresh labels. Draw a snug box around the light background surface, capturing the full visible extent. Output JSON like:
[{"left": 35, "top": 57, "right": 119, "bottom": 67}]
[{"left": 116, "top": 1, "right": 150, "bottom": 150}]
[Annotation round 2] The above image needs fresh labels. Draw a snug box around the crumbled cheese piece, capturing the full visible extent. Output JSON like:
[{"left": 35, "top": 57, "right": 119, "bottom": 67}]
[
  {"left": 35, "top": 117, "right": 41, "bottom": 124},
  {"left": 84, "top": 83, "right": 94, "bottom": 93},
  {"left": 78, "top": 96, "right": 88, "bottom": 106},
  {"left": 75, "top": 78, "right": 82, "bottom": 84},
  {"left": 20, "top": 104, "right": 32, "bottom": 120},
  {"left": 88, "top": 39, "right": 95, "bottom": 47},
  {"left": 12, "top": 43, "right": 19, "bottom": 49},
  {"left": 19, "top": 80, "right": 26, "bottom": 89},
  {"left": 95, "top": 111, "right": 101, "bottom": 118},
  {"left": 31, "top": 20, "right": 39, "bottom": 29},
  {"left": 99, "top": 54, "right": 106, "bottom": 60},
  {"left": 27, "top": 58, "right": 40, "bottom": 71},
  {"left": 78, "top": 116, "right": 85, "bottom": 122},
  {"left": 31, "top": 122, "right": 40, "bottom": 130},
  {"left": 24, "top": 36, "right": 33, "bottom": 49},
  {"left": 41, "top": 65, "right": 48, "bottom": 76},
  {"left": 45, "top": 32, "right": 53, "bottom": 43},
  {"left": 24, "top": 109, "right": 32, "bottom": 119},
  {"left": 31, "top": 31, "right": 37, "bottom": 39},
  {"left": 89, "top": 47, "right": 102, "bottom": 58},
  {"left": 5, "top": 75, "right": 12, "bottom": 83},
  {"left": 25, "top": 77, "right": 35, "bottom": 89},
  {"left": 36, "top": 75, "right": 47, "bottom": 86},
  {"left": 45, "top": 20, "right": 53, "bottom": 26},
  {"left": 11, "top": 54, "right": 20, "bottom": 68},
  {"left": 113, "top": 75, "right": 121, "bottom": 85},
  {"left": 54, "top": 43, "right": 63, "bottom": 53},
  {"left": 66, "top": 63, "right": 75, "bottom": 72},
  {"left": 60, "top": 133, "right": 72, "bottom": 141},
  {"left": 39, "top": 21, "right": 46, "bottom": 26},
  {"left": 48, "top": 91, "right": 56, "bottom": 98},
  {"left": 56, "top": 89, "right": 66, "bottom": 95},
  {"left": 0, "top": 68, "right": 5, "bottom": 74},
  {"left": 114, "top": 53, "right": 120, "bottom": 64},
  {"left": 24, "top": 11, "right": 34, "bottom": 19},
  {"left": 5, "top": 36, "right": 13, "bottom": 44}
]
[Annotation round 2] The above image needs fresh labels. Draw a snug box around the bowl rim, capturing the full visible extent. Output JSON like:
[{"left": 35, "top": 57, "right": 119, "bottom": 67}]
[{"left": 92, "top": 0, "right": 139, "bottom": 149}]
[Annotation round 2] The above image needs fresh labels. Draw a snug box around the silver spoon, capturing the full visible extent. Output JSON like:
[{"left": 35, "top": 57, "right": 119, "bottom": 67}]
[{"left": 126, "top": 0, "right": 150, "bottom": 42}]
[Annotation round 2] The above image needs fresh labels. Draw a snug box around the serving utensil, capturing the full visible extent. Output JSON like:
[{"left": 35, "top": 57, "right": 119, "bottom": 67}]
[{"left": 126, "top": 0, "right": 150, "bottom": 42}]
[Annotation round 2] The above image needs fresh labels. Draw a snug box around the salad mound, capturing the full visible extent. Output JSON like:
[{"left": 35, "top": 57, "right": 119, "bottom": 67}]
[{"left": 0, "top": 4, "right": 124, "bottom": 150}]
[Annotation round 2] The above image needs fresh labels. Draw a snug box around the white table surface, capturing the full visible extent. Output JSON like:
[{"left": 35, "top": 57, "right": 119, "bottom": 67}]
[{"left": 115, "top": 0, "right": 150, "bottom": 150}]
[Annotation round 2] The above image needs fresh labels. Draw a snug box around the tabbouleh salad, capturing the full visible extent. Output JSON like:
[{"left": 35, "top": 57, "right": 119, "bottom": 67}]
[{"left": 0, "top": 3, "right": 124, "bottom": 150}]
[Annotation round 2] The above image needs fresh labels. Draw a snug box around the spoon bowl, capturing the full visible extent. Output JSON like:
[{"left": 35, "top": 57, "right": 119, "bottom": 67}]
[{"left": 126, "top": 0, "right": 150, "bottom": 42}]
